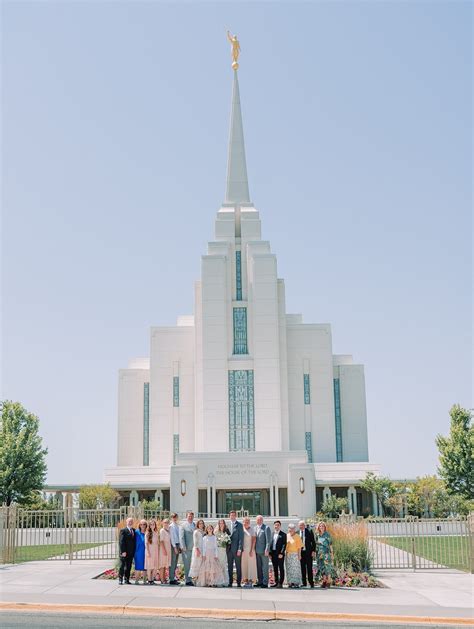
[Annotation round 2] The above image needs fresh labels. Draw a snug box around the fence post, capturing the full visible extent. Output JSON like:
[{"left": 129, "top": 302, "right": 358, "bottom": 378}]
[
  {"left": 468, "top": 513, "right": 474, "bottom": 574},
  {"left": 410, "top": 516, "right": 416, "bottom": 572}
]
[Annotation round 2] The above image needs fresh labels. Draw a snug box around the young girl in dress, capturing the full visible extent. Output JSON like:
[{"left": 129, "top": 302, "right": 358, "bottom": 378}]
[
  {"left": 196, "top": 524, "right": 226, "bottom": 587},
  {"left": 145, "top": 519, "right": 160, "bottom": 585},
  {"left": 189, "top": 519, "right": 205, "bottom": 582}
]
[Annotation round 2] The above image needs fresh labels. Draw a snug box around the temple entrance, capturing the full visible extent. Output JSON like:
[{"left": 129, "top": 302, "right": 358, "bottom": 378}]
[{"left": 218, "top": 489, "right": 270, "bottom": 515}]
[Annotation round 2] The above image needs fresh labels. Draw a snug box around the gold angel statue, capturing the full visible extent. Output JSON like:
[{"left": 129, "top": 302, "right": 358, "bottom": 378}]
[{"left": 227, "top": 30, "right": 241, "bottom": 69}]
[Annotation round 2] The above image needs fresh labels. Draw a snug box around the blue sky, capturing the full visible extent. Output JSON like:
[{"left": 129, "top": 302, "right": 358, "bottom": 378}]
[{"left": 2, "top": 1, "right": 472, "bottom": 484}]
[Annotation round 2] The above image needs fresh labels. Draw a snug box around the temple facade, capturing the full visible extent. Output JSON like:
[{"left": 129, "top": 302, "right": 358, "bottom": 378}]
[{"left": 104, "top": 65, "right": 381, "bottom": 517}]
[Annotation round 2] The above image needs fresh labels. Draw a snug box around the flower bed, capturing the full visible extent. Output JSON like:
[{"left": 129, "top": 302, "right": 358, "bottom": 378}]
[{"left": 95, "top": 565, "right": 381, "bottom": 587}]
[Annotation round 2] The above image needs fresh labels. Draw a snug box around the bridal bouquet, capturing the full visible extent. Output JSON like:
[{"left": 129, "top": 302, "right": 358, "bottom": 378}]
[{"left": 216, "top": 531, "right": 231, "bottom": 548}]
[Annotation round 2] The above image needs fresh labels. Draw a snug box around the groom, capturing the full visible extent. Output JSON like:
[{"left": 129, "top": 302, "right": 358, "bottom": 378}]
[{"left": 227, "top": 510, "right": 243, "bottom": 587}]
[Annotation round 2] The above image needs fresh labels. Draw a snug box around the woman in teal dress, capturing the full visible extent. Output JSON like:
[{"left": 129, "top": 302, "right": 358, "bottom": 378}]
[{"left": 315, "top": 522, "right": 334, "bottom": 588}]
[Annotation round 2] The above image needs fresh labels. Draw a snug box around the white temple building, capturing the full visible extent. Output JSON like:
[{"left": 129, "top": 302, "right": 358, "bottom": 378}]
[{"left": 104, "top": 64, "right": 381, "bottom": 517}]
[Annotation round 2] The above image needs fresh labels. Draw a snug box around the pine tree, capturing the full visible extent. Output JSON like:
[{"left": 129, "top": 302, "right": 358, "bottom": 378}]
[
  {"left": 436, "top": 405, "right": 473, "bottom": 500},
  {"left": 0, "top": 401, "right": 48, "bottom": 506}
]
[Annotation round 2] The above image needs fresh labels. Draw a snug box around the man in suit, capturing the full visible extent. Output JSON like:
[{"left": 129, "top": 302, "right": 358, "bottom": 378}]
[
  {"left": 118, "top": 517, "right": 136, "bottom": 585},
  {"left": 270, "top": 520, "right": 287, "bottom": 588},
  {"left": 298, "top": 519, "right": 316, "bottom": 588},
  {"left": 179, "top": 511, "right": 196, "bottom": 585},
  {"left": 169, "top": 512, "right": 181, "bottom": 585},
  {"left": 227, "top": 510, "right": 243, "bottom": 587},
  {"left": 254, "top": 515, "right": 272, "bottom": 588}
]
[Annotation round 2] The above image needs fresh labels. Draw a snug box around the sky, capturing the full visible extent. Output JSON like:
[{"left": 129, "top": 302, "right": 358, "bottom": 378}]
[{"left": 2, "top": 1, "right": 472, "bottom": 485}]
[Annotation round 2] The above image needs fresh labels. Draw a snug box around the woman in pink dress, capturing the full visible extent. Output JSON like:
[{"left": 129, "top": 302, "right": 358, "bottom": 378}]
[
  {"left": 158, "top": 518, "right": 172, "bottom": 584},
  {"left": 145, "top": 519, "right": 160, "bottom": 584}
]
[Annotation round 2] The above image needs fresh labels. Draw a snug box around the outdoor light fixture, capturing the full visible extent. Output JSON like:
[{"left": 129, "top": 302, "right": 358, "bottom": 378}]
[
  {"left": 299, "top": 477, "right": 305, "bottom": 494},
  {"left": 180, "top": 480, "right": 187, "bottom": 496}
]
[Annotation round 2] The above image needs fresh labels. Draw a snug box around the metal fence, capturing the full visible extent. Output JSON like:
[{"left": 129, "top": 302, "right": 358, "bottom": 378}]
[
  {"left": 1, "top": 506, "right": 472, "bottom": 572},
  {"left": 368, "top": 516, "right": 473, "bottom": 572}
]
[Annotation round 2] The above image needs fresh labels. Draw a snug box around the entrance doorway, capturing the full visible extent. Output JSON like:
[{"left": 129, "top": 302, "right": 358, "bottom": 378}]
[{"left": 225, "top": 490, "right": 262, "bottom": 515}]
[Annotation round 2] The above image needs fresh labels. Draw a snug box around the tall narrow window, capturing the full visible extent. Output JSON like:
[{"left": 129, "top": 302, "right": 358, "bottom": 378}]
[
  {"left": 235, "top": 250, "right": 242, "bottom": 301},
  {"left": 303, "top": 374, "right": 311, "bottom": 404},
  {"left": 143, "top": 382, "right": 150, "bottom": 466},
  {"left": 173, "top": 376, "right": 179, "bottom": 407},
  {"left": 233, "top": 307, "right": 248, "bottom": 354},
  {"left": 305, "top": 431, "right": 313, "bottom": 463},
  {"left": 173, "top": 434, "right": 179, "bottom": 465},
  {"left": 228, "top": 370, "right": 255, "bottom": 451},
  {"left": 334, "top": 378, "right": 343, "bottom": 462}
]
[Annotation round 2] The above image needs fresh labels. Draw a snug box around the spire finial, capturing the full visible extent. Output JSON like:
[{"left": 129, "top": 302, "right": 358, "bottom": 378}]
[{"left": 227, "top": 30, "right": 241, "bottom": 70}]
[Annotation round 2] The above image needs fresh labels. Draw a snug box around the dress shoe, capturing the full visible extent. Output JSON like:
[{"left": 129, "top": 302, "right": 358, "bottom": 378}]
[
  {"left": 236, "top": 584, "right": 241, "bottom": 588},
  {"left": 310, "top": 584, "right": 315, "bottom": 589},
  {"left": 270, "top": 584, "right": 278, "bottom": 588},
  {"left": 185, "top": 581, "right": 194, "bottom": 586},
  {"left": 118, "top": 580, "right": 123, "bottom": 585},
  {"left": 261, "top": 584, "right": 268, "bottom": 588},
  {"left": 125, "top": 580, "right": 131, "bottom": 585},
  {"left": 277, "top": 584, "right": 283, "bottom": 588},
  {"left": 227, "top": 584, "right": 233, "bottom": 588}
]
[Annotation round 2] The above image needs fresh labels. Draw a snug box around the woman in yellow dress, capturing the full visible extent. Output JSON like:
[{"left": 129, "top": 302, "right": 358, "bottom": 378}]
[{"left": 285, "top": 523, "right": 303, "bottom": 588}]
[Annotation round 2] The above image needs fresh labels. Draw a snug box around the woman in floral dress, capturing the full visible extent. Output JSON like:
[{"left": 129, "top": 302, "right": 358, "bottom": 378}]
[
  {"left": 215, "top": 519, "right": 230, "bottom": 586},
  {"left": 189, "top": 519, "right": 205, "bottom": 581},
  {"left": 315, "top": 521, "right": 334, "bottom": 588}
]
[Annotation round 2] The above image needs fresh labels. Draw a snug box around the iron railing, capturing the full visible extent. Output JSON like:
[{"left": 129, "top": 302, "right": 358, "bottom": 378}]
[{"left": 1, "top": 506, "right": 472, "bottom": 572}]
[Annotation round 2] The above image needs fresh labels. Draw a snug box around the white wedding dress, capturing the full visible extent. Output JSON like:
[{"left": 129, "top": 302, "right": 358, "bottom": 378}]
[{"left": 189, "top": 529, "right": 203, "bottom": 578}]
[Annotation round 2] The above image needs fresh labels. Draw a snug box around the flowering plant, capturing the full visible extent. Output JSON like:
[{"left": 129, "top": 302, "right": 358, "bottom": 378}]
[{"left": 216, "top": 531, "right": 231, "bottom": 548}]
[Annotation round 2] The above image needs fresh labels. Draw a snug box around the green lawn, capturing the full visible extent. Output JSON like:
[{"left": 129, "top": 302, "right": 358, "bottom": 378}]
[
  {"left": 15, "top": 543, "right": 105, "bottom": 562},
  {"left": 384, "top": 536, "right": 471, "bottom": 571}
]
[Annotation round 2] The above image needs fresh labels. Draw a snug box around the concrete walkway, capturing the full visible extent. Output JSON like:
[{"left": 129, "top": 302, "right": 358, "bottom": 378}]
[{"left": 0, "top": 561, "right": 472, "bottom": 624}]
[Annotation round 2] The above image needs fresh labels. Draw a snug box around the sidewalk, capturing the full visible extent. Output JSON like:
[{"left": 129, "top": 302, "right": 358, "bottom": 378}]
[{"left": 0, "top": 561, "right": 472, "bottom": 624}]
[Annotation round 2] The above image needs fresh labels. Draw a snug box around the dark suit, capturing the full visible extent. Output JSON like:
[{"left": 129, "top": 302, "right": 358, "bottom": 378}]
[
  {"left": 118, "top": 526, "right": 136, "bottom": 582},
  {"left": 227, "top": 520, "right": 244, "bottom": 585},
  {"left": 298, "top": 527, "right": 316, "bottom": 586},
  {"left": 270, "top": 529, "right": 287, "bottom": 585}
]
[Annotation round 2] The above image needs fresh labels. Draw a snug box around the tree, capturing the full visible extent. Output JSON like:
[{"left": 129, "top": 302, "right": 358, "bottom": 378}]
[
  {"left": 436, "top": 405, "right": 473, "bottom": 500},
  {"left": 0, "top": 401, "right": 48, "bottom": 506},
  {"left": 360, "top": 472, "right": 396, "bottom": 516},
  {"left": 79, "top": 484, "right": 120, "bottom": 509},
  {"left": 320, "top": 495, "right": 349, "bottom": 518}
]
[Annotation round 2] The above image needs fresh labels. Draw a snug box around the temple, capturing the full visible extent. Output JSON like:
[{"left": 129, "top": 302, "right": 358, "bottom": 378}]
[{"left": 104, "top": 64, "right": 381, "bottom": 517}]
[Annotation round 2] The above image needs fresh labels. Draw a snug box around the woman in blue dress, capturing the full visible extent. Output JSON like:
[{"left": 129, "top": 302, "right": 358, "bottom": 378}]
[{"left": 134, "top": 519, "right": 148, "bottom": 584}]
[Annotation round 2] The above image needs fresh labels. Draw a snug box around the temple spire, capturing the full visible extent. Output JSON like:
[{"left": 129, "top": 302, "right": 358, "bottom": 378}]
[{"left": 225, "top": 69, "right": 251, "bottom": 205}]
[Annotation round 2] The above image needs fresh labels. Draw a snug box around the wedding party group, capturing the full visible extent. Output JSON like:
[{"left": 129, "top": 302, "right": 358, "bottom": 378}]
[{"left": 118, "top": 510, "right": 334, "bottom": 589}]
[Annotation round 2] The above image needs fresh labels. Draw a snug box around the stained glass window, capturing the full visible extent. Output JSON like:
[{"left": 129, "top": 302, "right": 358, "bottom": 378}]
[
  {"left": 305, "top": 431, "right": 313, "bottom": 463},
  {"left": 303, "top": 374, "right": 311, "bottom": 405},
  {"left": 228, "top": 370, "right": 255, "bottom": 451},
  {"left": 334, "top": 378, "right": 343, "bottom": 462},
  {"left": 233, "top": 307, "right": 248, "bottom": 354},
  {"left": 143, "top": 382, "right": 150, "bottom": 466},
  {"left": 173, "top": 376, "right": 179, "bottom": 407},
  {"left": 236, "top": 250, "right": 242, "bottom": 301}
]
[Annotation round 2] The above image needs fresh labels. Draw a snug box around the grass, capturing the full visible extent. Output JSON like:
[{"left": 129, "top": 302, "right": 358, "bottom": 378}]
[
  {"left": 383, "top": 536, "right": 471, "bottom": 571},
  {"left": 15, "top": 543, "right": 105, "bottom": 562}
]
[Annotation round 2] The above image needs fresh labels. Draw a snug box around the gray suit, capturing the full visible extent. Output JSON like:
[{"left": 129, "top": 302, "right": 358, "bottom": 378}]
[
  {"left": 255, "top": 523, "right": 272, "bottom": 586},
  {"left": 179, "top": 520, "right": 195, "bottom": 584},
  {"left": 227, "top": 519, "right": 244, "bottom": 585}
]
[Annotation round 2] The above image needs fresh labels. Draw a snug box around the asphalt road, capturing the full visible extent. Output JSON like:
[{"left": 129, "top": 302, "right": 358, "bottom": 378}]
[{"left": 0, "top": 612, "right": 466, "bottom": 629}]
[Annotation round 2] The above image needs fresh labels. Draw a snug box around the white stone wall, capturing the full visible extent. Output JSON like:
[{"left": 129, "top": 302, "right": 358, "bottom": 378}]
[
  {"left": 287, "top": 324, "right": 337, "bottom": 462},
  {"left": 117, "top": 368, "right": 149, "bottom": 466},
  {"left": 149, "top": 326, "right": 194, "bottom": 468},
  {"left": 336, "top": 364, "right": 369, "bottom": 462}
]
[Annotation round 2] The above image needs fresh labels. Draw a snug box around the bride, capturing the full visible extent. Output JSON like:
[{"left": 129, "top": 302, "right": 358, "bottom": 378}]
[{"left": 196, "top": 524, "right": 226, "bottom": 587}]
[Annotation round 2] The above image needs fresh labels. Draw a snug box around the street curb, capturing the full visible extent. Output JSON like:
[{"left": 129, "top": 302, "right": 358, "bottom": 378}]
[{"left": 0, "top": 602, "right": 473, "bottom": 625}]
